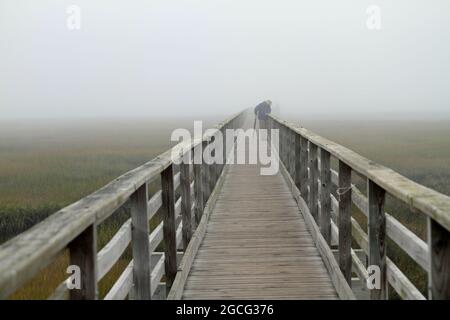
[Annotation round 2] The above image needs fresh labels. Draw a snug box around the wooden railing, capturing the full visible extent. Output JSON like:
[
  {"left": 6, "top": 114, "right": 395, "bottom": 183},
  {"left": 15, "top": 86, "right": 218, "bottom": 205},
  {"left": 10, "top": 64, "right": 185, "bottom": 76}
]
[
  {"left": 0, "top": 110, "right": 247, "bottom": 300},
  {"left": 268, "top": 114, "right": 450, "bottom": 300}
]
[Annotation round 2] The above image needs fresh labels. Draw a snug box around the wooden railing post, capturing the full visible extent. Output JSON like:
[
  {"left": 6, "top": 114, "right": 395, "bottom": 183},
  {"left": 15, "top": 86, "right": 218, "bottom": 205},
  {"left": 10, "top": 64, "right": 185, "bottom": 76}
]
[
  {"left": 68, "top": 224, "right": 98, "bottom": 300},
  {"left": 285, "top": 126, "right": 290, "bottom": 174},
  {"left": 320, "top": 149, "right": 331, "bottom": 245},
  {"left": 428, "top": 218, "right": 450, "bottom": 299},
  {"left": 161, "top": 164, "right": 177, "bottom": 291},
  {"left": 284, "top": 126, "right": 289, "bottom": 169},
  {"left": 193, "top": 144, "right": 204, "bottom": 226},
  {"left": 294, "top": 133, "right": 301, "bottom": 190},
  {"left": 279, "top": 124, "right": 285, "bottom": 166},
  {"left": 309, "top": 142, "right": 319, "bottom": 221},
  {"left": 202, "top": 139, "right": 209, "bottom": 209},
  {"left": 277, "top": 122, "right": 281, "bottom": 162},
  {"left": 180, "top": 151, "right": 192, "bottom": 251},
  {"left": 130, "top": 183, "right": 151, "bottom": 300},
  {"left": 299, "top": 136, "right": 309, "bottom": 201},
  {"left": 338, "top": 161, "right": 352, "bottom": 285},
  {"left": 289, "top": 129, "right": 295, "bottom": 178},
  {"left": 222, "top": 127, "right": 226, "bottom": 173},
  {"left": 208, "top": 135, "right": 216, "bottom": 196},
  {"left": 367, "top": 179, "right": 387, "bottom": 299}
]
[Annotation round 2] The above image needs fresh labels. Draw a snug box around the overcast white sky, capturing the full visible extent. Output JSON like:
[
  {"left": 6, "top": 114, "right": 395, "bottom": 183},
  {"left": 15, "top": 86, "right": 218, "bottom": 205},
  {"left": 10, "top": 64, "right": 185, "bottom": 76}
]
[{"left": 0, "top": 1, "right": 449, "bottom": 119}]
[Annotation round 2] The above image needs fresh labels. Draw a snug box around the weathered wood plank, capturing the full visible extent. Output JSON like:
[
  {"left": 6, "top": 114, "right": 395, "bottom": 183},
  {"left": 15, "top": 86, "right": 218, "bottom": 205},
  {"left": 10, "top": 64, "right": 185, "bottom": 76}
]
[
  {"left": 429, "top": 218, "right": 450, "bottom": 299},
  {"left": 208, "top": 136, "right": 216, "bottom": 201},
  {"left": 104, "top": 261, "right": 133, "bottom": 300},
  {"left": 294, "top": 132, "right": 301, "bottom": 190},
  {"left": 320, "top": 149, "right": 331, "bottom": 245},
  {"left": 67, "top": 224, "right": 97, "bottom": 300},
  {"left": 148, "top": 191, "right": 162, "bottom": 220},
  {"left": 308, "top": 143, "right": 319, "bottom": 221},
  {"left": 180, "top": 153, "right": 193, "bottom": 251},
  {"left": 68, "top": 224, "right": 97, "bottom": 300},
  {"left": 300, "top": 136, "right": 309, "bottom": 203},
  {"left": 150, "top": 254, "right": 166, "bottom": 296},
  {"left": 97, "top": 220, "right": 131, "bottom": 280},
  {"left": 130, "top": 183, "right": 151, "bottom": 300},
  {"left": 193, "top": 144, "right": 204, "bottom": 226},
  {"left": 161, "top": 164, "right": 177, "bottom": 292},
  {"left": 176, "top": 216, "right": 183, "bottom": 250},
  {"left": 288, "top": 128, "right": 295, "bottom": 177},
  {"left": 202, "top": 140, "right": 209, "bottom": 208},
  {"left": 367, "top": 179, "right": 387, "bottom": 299},
  {"left": 338, "top": 161, "right": 352, "bottom": 286},
  {"left": 387, "top": 259, "right": 425, "bottom": 300},
  {"left": 173, "top": 172, "right": 181, "bottom": 191},
  {"left": 149, "top": 221, "right": 164, "bottom": 253}
]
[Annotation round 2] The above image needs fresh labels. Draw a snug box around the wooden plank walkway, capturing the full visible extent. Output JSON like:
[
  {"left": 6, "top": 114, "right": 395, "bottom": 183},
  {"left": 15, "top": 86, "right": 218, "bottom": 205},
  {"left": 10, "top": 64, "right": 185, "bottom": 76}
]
[{"left": 182, "top": 139, "right": 338, "bottom": 299}]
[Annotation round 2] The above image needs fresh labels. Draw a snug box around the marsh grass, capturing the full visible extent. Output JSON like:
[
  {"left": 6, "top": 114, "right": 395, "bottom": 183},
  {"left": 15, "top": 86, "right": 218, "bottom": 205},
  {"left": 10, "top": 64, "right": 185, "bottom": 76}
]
[{"left": 1, "top": 117, "right": 218, "bottom": 299}]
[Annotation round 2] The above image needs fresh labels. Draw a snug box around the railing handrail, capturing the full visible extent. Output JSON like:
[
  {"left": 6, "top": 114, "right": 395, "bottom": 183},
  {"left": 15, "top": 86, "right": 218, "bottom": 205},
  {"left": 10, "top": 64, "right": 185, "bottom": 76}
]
[
  {"left": 0, "top": 109, "right": 247, "bottom": 299},
  {"left": 269, "top": 114, "right": 450, "bottom": 232}
]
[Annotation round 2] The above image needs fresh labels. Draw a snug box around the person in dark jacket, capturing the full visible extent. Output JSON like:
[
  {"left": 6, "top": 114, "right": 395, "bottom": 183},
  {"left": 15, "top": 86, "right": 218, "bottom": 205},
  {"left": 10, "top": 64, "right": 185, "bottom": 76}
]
[{"left": 254, "top": 100, "right": 272, "bottom": 130}]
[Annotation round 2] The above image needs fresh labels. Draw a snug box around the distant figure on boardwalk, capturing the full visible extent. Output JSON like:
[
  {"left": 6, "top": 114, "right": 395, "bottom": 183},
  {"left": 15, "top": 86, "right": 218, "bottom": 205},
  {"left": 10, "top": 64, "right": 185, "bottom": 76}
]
[{"left": 254, "top": 100, "right": 272, "bottom": 130}]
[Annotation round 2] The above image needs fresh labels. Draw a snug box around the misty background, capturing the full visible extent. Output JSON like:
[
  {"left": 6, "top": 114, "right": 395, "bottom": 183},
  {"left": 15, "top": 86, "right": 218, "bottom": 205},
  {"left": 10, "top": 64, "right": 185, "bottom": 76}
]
[{"left": 1, "top": 0, "right": 449, "bottom": 120}]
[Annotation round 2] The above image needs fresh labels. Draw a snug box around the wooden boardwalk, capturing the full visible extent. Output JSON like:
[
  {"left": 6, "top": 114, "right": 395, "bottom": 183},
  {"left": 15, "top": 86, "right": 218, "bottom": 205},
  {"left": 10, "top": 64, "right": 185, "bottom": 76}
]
[
  {"left": 182, "top": 135, "right": 338, "bottom": 299},
  {"left": 2, "top": 109, "right": 450, "bottom": 300}
]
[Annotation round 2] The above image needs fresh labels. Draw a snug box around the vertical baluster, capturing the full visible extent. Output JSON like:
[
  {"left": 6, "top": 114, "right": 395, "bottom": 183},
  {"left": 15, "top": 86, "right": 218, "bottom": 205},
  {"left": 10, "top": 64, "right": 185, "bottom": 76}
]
[
  {"left": 338, "top": 161, "right": 352, "bottom": 285},
  {"left": 193, "top": 144, "right": 204, "bottom": 226},
  {"left": 288, "top": 129, "right": 293, "bottom": 177},
  {"left": 68, "top": 224, "right": 98, "bottom": 300},
  {"left": 291, "top": 130, "right": 296, "bottom": 178},
  {"left": 283, "top": 125, "right": 288, "bottom": 168},
  {"left": 309, "top": 143, "right": 319, "bottom": 221},
  {"left": 285, "top": 126, "right": 290, "bottom": 173},
  {"left": 368, "top": 179, "right": 387, "bottom": 299},
  {"left": 130, "top": 183, "right": 151, "bottom": 299},
  {"left": 180, "top": 150, "right": 192, "bottom": 251},
  {"left": 208, "top": 134, "right": 216, "bottom": 194},
  {"left": 294, "top": 133, "right": 301, "bottom": 190},
  {"left": 428, "top": 218, "right": 450, "bottom": 299},
  {"left": 213, "top": 131, "right": 220, "bottom": 184},
  {"left": 161, "top": 164, "right": 177, "bottom": 291},
  {"left": 222, "top": 127, "right": 226, "bottom": 173},
  {"left": 320, "top": 149, "right": 331, "bottom": 245},
  {"left": 202, "top": 139, "right": 209, "bottom": 208},
  {"left": 299, "top": 136, "right": 309, "bottom": 202},
  {"left": 279, "top": 123, "right": 284, "bottom": 165}
]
